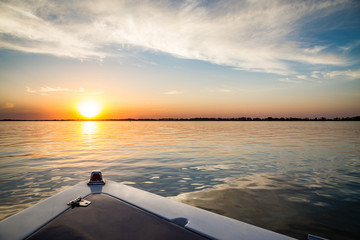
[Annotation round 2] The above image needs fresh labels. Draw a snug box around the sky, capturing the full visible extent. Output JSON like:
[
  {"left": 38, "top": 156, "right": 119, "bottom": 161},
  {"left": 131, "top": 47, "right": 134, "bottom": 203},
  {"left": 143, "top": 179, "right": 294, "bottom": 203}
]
[{"left": 0, "top": 0, "right": 360, "bottom": 119}]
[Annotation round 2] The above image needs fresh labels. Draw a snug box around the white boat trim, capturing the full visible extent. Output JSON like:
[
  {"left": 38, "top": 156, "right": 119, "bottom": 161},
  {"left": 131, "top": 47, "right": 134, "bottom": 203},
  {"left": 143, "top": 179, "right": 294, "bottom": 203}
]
[{"left": 0, "top": 180, "right": 295, "bottom": 240}]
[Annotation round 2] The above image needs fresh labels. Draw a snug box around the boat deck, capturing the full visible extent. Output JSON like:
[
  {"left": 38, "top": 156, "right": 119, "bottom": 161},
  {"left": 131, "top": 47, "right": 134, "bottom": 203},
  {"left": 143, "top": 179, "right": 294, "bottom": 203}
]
[{"left": 26, "top": 193, "right": 209, "bottom": 240}]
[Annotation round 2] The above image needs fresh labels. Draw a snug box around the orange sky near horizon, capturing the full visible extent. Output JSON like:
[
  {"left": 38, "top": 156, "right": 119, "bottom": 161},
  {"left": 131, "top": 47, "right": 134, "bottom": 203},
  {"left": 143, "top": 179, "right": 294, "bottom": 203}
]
[{"left": 1, "top": 90, "right": 357, "bottom": 120}]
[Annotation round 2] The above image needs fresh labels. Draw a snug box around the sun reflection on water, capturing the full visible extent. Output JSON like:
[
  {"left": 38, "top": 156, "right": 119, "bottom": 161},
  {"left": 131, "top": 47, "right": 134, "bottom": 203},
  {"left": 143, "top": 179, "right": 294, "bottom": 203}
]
[{"left": 82, "top": 121, "right": 98, "bottom": 135}]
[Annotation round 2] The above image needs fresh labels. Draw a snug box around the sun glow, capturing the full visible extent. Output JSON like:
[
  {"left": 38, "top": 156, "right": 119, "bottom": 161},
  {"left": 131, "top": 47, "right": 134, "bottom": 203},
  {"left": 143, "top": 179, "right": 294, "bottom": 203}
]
[{"left": 77, "top": 100, "right": 102, "bottom": 118}]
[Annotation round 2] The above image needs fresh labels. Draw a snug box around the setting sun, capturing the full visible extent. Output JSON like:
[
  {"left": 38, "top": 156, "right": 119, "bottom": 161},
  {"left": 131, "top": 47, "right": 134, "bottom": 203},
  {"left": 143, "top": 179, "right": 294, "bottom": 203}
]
[{"left": 77, "top": 100, "right": 102, "bottom": 118}]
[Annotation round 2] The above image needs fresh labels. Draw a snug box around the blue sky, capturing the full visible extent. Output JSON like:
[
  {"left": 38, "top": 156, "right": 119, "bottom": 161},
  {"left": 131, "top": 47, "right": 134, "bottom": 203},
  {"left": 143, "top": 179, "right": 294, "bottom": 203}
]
[{"left": 0, "top": 0, "right": 359, "bottom": 119}]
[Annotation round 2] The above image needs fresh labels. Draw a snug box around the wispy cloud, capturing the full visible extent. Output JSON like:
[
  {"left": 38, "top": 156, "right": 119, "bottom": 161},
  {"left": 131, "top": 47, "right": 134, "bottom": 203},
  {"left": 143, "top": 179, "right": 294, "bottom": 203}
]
[
  {"left": 304, "top": 46, "right": 327, "bottom": 54},
  {"left": 0, "top": 0, "right": 354, "bottom": 74},
  {"left": 26, "top": 86, "right": 96, "bottom": 96},
  {"left": 0, "top": 2, "right": 103, "bottom": 60},
  {"left": 26, "top": 86, "right": 70, "bottom": 96},
  {"left": 317, "top": 69, "right": 360, "bottom": 80},
  {"left": 339, "top": 40, "right": 360, "bottom": 52},
  {"left": 163, "top": 90, "right": 183, "bottom": 95},
  {"left": 279, "top": 69, "right": 360, "bottom": 84}
]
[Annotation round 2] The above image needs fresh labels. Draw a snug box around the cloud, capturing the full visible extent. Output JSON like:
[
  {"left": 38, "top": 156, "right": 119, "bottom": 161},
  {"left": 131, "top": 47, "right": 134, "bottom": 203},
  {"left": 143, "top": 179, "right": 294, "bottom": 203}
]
[
  {"left": 0, "top": 0, "right": 354, "bottom": 74},
  {"left": 26, "top": 86, "right": 96, "bottom": 96},
  {"left": 39, "top": 86, "right": 69, "bottom": 92},
  {"left": 320, "top": 69, "right": 360, "bottom": 80},
  {"left": 296, "top": 75, "right": 308, "bottom": 80},
  {"left": 339, "top": 40, "right": 360, "bottom": 52},
  {"left": 25, "top": 87, "right": 37, "bottom": 94},
  {"left": 0, "top": 2, "right": 103, "bottom": 60},
  {"left": 26, "top": 86, "right": 70, "bottom": 95},
  {"left": 279, "top": 69, "right": 360, "bottom": 84},
  {"left": 304, "top": 46, "right": 327, "bottom": 54},
  {"left": 163, "top": 90, "right": 183, "bottom": 95},
  {"left": 309, "top": 70, "right": 360, "bottom": 81}
]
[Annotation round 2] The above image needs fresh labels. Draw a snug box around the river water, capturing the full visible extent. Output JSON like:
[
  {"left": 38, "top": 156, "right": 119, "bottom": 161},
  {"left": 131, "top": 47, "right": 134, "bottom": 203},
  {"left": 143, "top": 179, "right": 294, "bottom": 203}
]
[{"left": 0, "top": 121, "right": 359, "bottom": 239}]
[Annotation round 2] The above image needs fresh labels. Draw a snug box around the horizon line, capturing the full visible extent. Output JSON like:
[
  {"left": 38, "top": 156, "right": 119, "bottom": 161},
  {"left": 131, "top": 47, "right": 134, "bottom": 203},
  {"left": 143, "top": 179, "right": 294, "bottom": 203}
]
[{"left": 1, "top": 116, "right": 360, "bottom": 121}]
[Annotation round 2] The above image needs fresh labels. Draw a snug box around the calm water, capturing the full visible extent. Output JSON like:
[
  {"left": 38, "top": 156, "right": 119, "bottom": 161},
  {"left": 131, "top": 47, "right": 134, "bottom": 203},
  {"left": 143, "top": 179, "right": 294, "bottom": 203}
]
[{"left": 0, "top": 121, "right": 359, "bottom": 239}]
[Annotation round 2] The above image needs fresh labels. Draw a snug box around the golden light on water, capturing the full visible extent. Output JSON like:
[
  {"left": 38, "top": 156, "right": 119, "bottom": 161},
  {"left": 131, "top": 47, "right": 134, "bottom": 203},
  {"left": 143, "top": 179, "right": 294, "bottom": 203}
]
[
  {"left": 77, "top": 100, "right": 102, "bottom": 118},
  {"left": 82, "top": 121, "right": 98, "bottom": 135}
]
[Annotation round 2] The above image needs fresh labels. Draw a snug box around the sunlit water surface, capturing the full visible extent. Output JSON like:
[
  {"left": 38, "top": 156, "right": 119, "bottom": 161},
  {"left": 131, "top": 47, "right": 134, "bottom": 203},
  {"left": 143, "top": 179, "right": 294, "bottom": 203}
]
[{"left": 0, "top": 121, "right": 359, "bottom": 239}]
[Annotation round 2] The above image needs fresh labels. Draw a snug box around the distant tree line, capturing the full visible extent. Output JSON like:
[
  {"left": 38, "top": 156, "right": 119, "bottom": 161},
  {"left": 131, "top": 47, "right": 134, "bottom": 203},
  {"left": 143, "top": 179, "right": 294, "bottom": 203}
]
[
  {"left": 2, "top": 116, "right": 360, "bottom": 121},
  {"left": 120, "top": 116, "right": 360, "bottom": 121}
]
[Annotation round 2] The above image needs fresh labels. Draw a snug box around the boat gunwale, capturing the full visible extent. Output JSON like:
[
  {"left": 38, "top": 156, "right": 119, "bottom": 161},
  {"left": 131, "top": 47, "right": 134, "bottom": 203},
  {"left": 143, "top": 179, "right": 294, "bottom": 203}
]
[{"left": 0, "top": 180, "right": 295, "bottom": 240}]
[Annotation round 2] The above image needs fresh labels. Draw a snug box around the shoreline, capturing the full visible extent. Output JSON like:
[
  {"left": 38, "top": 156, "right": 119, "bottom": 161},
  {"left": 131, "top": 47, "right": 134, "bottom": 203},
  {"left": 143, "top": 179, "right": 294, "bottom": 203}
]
[{"left": 1, "top": 116, "right": 360, "bottom": 121}]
